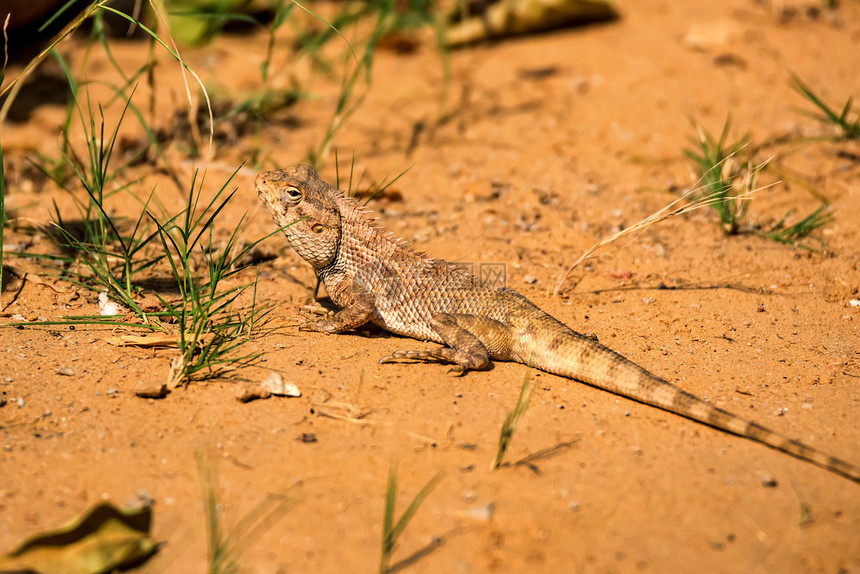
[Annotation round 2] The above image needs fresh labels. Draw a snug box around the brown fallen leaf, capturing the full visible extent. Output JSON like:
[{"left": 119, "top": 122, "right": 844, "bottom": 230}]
[
  {"left": 25, "top": 272, "right": 66, "bottom": 293},
  {"left": 608, "top": 269, "right": 633, "bottom": 279},
  {"left": 105, "top": 333, "right": 209, "bottom": 348},
  {"left": 0, "top": 501, "right": 157, "bottom": 574},
  {"left": 105, "top": 334, "right": 180, "bottom": 347}
]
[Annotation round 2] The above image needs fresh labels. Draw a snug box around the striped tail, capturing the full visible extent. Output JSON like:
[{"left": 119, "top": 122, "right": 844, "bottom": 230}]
[{"left": 515, "top": 318, "right": 860, "bottom": 483}]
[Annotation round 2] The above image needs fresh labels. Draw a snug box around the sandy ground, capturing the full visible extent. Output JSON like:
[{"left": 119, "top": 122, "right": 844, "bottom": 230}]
[{"left": 2, "top": 0, "right": 860, "bottom": 572}]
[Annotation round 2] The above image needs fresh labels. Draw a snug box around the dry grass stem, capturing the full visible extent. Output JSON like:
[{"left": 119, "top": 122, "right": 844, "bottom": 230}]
[{"left": 551, "top": 157, "right": 774, "bottom": 296}]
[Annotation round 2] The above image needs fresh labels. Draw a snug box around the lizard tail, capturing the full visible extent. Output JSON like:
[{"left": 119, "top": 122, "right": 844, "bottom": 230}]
[{"left": 517, "top": 319, "right": 860, "bottom": 483}]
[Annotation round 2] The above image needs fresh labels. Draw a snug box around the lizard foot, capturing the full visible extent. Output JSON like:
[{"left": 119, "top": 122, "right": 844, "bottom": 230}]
[
  {"left": 298, "top": 318, "right": 341, "bottom": 333},
  {"left": 301, "top": 304, "right": 336, "bottom": 317},
  {"left": 379, "top": 348, "right": 487, "bottom": 372},
  {"left": 379, "top": 349, "right": 448, "bottom": 364}
]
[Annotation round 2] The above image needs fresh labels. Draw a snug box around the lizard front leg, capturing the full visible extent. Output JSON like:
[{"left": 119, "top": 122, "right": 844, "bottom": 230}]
[
  {"left": 300, "top": 291, "right": 376, "bottom": 334},
  {"left": 379, "top": 313, "right": 498, "bottom": 372}
]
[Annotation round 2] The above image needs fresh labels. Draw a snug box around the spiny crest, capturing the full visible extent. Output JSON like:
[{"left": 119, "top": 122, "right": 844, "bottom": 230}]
[{"left": 323, "top": 176, "right": 436, "bottom": 263}]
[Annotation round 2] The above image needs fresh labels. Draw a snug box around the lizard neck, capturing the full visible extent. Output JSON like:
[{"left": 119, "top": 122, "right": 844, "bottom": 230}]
[{"left": 318, "top": 197, "right": 436, "bottom": 309}]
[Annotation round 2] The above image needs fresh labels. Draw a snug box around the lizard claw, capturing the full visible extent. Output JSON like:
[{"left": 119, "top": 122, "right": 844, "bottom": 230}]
[
  {"left": 299, "top": 319, "right": 338, "bottom": 333},
  {"left": 378, "top": 349, "right": 438, "bottom": 365}
]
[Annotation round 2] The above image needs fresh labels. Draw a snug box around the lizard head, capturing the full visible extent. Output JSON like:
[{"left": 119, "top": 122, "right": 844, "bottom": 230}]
[{"left": 255, "top": 164, "right": 342, "bottom": 269}]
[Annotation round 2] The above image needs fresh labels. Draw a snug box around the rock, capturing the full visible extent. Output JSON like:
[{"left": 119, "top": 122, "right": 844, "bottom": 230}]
[
  {"left": 261, "top": 372, "right": 301, "bottom": 397},
  {"left": 134, "top": 381, "right": 168, "bottom": 399},
  {"left": 236, "top": 386, "right": 271, "bottom": 403},
  {"left": 683, "top": 18, "right": 741, "bottom": 51},
  {"left": 98, "top": 291, "right": 126, "bottom": 316},
  {"left": 466, "top": 502, "right": 495, "bottom": 522},
  {"left": 759, "top": 472, "right": 778, "bottom": 488}
]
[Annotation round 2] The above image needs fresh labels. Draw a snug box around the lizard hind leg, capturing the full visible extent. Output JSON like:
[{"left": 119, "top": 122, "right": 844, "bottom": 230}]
[{"left": 378, "top": 313, "right": 492, "bottom": 373}]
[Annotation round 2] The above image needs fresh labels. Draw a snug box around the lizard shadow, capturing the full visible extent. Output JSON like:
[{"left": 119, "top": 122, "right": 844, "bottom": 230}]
[{"left": 580, "top": 280, "right": 767, "bottom": 296}]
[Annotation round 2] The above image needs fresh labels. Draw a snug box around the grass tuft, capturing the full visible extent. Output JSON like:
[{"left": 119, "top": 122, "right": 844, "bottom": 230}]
[
  {"left": 307, "top": 0, "right": 396, "bottom": 169},
  {"left": 151, "top": 167, "right": 274, "bottom": 387},
  {"left": 790, "top": 74, "right": 859, "bottom": 140},
  {"left": 380, "top": 461, "right": 443, "bottom": 573},
  {"left": 491, "top": 372, "right": 532, "bottom": 469},
  {"left": 40, "top": 88, "right": 164, "bottom": 313},
  {"left": 197, "top": 451, "right": 296, "bottom": 574},
  {"left": 684, "top": 115, "right": 753, "bottom": 234},
  {"left": 760, "top": 203, "right": 832, "bottom": 249}
]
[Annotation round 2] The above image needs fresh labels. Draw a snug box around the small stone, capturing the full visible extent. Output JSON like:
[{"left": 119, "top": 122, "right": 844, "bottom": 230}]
[
  {"left": 0, "top": 396, "right": 6, "bottom": 407},
  {"left": 759, "top": 473, "right": 778, "bottom": 488},
  {"left": 299, "top": 433, "right": 317, "bottom": 443},
  {"left": 523, "top": 275, "right": 538, "bottom": 284},
  {"left": 134, "top": 381, "right": 168, "bottom": 399},
  {"left": 282, "top": 381, "right": 301, "bottom": 397},
  {"left": 261, "top": 372, "right": 285, "bottom": 395},
  {"left": 57, "top": 367, "right": 75, "bottom": 376},
  {"left": 106, "top": 388, "right": 118, "bottom": 396},
  {"left": 17, "top": 398, "right": 25, "bottom": 408},
  {"left": 236, "top": 386, "right": 271, "bottom": 403},
  {"left": 98, "top": 291, "right": 126, "bottom": 316},
  {"left": 849, "top": 299, "right": 860, "bottom": 307},
  {"left": 466, "top": 502, "right": 495, "bottom": 522},
  {"left": 683, "top": 18, "right": 740, "bottom": 50},
  {"left": 568, "top": 500, "right": 581, "bottom": 512}
]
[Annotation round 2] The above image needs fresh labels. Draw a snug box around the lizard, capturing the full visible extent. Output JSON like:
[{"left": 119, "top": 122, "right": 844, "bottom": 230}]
[{"left": 255, "top": 164, "right": 860, "bottom": 484}]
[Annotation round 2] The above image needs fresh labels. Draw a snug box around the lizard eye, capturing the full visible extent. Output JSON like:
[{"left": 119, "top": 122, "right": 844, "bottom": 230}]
[
  {"left": 311, "top": 224, "right": 325, "bottom": 234},
  {"left": 283, "top": 185, "right": 303, "bottom": 204}
]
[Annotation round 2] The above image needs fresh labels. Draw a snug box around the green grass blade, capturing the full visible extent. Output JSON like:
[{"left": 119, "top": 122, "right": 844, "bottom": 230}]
[
  {"left": 492, "top": 372, "right": 532, "bottom": 469},
  {"left": 380, "top": 462, "right": 443, "bottom": 573}
]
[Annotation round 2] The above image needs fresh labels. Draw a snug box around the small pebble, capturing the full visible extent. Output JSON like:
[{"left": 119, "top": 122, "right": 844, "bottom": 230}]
[
  {"left": 467, "top": 502, "right": 495, "bottom": 522},
  {"left": 134, "top": 381, "right": 168, "bottom": 399},
  {"left": 17, "top": 398, "right": 25, "bottom": 408},
  {"left": 523, "top": 275, "right": 538, "bottom": 284},
  {"left": 58, "top": 367, "right": 75, "bottom": 376},
  {"left": 760, "top": 473, "right": 778, "bottom": 488},
  {"left": 236, "top": 386, "right": 271, "bottom": 403},
  {"left": 299, "top": 433, "right": 317, "bottom": 443},
  {"left": 261, "top": 372, "right": 302, "bottom": 397}
]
